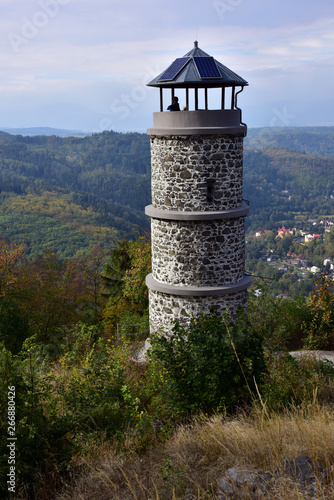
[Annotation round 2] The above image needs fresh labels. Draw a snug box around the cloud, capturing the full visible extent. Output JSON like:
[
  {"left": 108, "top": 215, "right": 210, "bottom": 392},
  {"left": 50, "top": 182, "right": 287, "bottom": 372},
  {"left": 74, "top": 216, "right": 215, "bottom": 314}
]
[{"left": 0, "top": 0, "right": 333, "bottom": 129}]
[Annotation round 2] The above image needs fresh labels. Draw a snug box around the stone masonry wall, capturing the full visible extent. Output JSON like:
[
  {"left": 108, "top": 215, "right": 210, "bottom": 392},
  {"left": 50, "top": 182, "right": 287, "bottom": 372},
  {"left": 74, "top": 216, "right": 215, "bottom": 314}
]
[
  {"left": 151, "top": 217, "right": 245, "bottom": 286},
  {"left": 147, "top": 132, "right": 248, "bottom": 334},
  {"left": 148, "top": 289, "right": 248, "bottom": 333},
  {"left": 150, "top": 134, "right": 244, "bottom": 212}
]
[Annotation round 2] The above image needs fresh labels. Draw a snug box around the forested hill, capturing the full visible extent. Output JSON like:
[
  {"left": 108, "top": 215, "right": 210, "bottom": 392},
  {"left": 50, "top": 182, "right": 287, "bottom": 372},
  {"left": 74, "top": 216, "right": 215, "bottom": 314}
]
[
  {"left": 243, "top": 147, "right": 334, "bottom": 233},
  {"left": 0, "top": 130, "right": 151, "bottom": 258},
  {"left": 245, "top": 126, "right": 334, "bottom": 158},
  {"left": 243, "top": 126, "right": 334, "bottom": 232},
  {"left": 0, "top": 127, "right": 333, "bottom": 258}
]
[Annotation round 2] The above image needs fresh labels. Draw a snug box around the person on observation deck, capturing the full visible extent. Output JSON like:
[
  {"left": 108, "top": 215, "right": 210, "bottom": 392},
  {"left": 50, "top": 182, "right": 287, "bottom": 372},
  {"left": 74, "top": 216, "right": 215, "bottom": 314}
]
[{"left": 167, "top": 96, "right": 180, "bottom": 111}]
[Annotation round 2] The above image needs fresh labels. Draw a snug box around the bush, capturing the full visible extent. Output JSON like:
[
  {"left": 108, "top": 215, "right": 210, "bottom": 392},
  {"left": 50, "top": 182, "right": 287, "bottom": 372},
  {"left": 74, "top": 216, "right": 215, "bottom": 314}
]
[
  {"left": 116, "top": 310, "right": 149, "bottom": 342},
  {"left": 49, "top": 323, "right": 134, "bottom": 440},
  {"left": 0, "top": 324, "right": 140, "bottom": 496},
  {"left": 148, "top": 311, "right": 266, "bottom": 414},
  {"left": 262, "top": 353, "right": 334, "bottom": 410},
  {"left": 0, "top": 298, "right": 30, "bottom": 354},
  {"left": 302, "top": 276, "right": 334, "bottom": 350},
  {"left": 247, "top": 281, "right": 312, "bottom": 351},
  {"left": 0, "top": 344, "right": 73, "bottom": 498}
]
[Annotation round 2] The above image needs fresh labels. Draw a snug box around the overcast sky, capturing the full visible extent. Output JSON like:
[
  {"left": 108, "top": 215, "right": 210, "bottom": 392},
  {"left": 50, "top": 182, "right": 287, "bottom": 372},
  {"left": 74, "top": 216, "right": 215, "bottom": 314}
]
[{"left": 0, "top": 0, "right": 333, "bottom": 132}]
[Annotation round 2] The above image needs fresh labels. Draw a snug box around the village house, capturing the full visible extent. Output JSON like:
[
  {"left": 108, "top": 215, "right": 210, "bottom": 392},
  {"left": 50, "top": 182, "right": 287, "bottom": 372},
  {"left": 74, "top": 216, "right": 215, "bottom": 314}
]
[
  {"left": 255, "top": 230, "right": 274, "bottom": 238},
  {"left": 277, "top": 227, "right": 295, "bottom": 238},
  {"left": 305, "top": 234, "right": 321, "bottom": 243},
  {"left": 324, "top": 259, "right": 334, "bottom": 270}
]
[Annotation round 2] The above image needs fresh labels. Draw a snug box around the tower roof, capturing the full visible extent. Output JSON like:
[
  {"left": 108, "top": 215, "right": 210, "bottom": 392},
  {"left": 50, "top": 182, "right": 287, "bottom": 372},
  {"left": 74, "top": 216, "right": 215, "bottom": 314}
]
[{"left": 147, "top": 41, "right": 248, "bottom": 89}]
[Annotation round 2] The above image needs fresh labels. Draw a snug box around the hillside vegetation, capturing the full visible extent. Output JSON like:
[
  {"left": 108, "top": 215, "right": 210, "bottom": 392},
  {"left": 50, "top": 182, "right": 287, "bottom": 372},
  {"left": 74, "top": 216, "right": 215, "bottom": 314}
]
[
  {"left": 0, "top": 123, "right": 334, "bottom": 497},
  {"left": 0, "top": 235, "right": 334, "bottom": 499},
  {"left": 0, "top": 127, "right": 333, "bottom": 260},
  {"left": 243, "top": 147, "right": 334, "bottom": 233},
  {"left": 0, "top": 130, "right": 151, "bottom": 258},
  {"left": 245, "top": 126, "right": 334, "bottom": 158}
]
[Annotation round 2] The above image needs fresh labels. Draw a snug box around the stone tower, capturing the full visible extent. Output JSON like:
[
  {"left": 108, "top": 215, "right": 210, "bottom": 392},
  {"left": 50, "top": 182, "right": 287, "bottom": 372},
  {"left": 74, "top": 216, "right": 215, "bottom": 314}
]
[{"left": 145, "top": 42, "right": 251, "bottom": 334}]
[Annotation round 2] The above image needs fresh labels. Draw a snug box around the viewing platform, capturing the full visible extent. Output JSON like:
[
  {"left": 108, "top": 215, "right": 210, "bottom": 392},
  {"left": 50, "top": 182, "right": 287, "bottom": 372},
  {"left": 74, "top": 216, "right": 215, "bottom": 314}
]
[{"left": 147, "top": 109, "right": 247, "bottom": 136}]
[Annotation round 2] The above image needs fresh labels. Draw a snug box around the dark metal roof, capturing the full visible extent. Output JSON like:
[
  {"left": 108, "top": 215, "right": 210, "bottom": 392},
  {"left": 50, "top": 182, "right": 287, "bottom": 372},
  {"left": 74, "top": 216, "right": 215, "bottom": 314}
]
[{"left": 147, "top": 41, "right": 248, "bottom": 89}]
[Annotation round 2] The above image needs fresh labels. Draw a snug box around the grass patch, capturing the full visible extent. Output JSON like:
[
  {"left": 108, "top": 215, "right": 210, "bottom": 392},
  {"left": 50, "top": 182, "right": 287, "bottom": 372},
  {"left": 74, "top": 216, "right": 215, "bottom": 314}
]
[{"left": 54, "top": 403, "right": 334, "bottom": 500}]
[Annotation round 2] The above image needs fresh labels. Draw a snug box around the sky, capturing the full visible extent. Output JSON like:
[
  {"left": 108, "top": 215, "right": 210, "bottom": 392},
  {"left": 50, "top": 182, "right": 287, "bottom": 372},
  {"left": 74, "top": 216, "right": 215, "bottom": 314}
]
[{"left": 0, "top": 0, "right": 333, "bottom": 133}]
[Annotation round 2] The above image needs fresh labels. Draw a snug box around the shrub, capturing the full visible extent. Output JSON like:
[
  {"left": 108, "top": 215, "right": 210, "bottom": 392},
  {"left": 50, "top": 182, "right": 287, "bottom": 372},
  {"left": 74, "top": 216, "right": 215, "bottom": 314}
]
[
  {"left": 0, "top": 324, "right": 140, "bottom": 496},
  {"left": 302, "top": 275, "right": 334, "bottom": 350},
  {"left": 49, "top": 324, "right": 134, "bottom": 440},
  {"left": 247, "top": 281, "right": 312, "bottom": 351},
  {"left": 116, "top": 310, "right": 149, "bottom": 342},
  {"left": 0, "top": 298, "right": 30, "bottom": 354},
  {"left": 148, "top": 311, "right": 266, "bottom": 414},
  {"left": 262, "top": 352, "right": 334, "bottom": 410},
  {"left": 0, "top": 344, "right": 73, "bottom": 498}
]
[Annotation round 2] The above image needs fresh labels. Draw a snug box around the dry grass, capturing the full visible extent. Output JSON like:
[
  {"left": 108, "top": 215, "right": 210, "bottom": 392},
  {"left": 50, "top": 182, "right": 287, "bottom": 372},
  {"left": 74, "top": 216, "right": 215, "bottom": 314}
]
[{"left": 56, "top": 403, "right": 334, "bottom": 500}]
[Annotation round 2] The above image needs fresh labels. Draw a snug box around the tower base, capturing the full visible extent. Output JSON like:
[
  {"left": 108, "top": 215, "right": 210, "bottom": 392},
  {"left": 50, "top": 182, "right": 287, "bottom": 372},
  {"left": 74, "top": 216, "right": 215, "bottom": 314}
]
[{"left": 148, "top": 286, "right": 249, "bottom": 335}]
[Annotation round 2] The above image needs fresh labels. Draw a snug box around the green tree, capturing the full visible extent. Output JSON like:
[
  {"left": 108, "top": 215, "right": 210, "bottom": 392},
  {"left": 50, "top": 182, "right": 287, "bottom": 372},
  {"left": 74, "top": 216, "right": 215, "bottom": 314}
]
[
  {"left": 103, "top": 236, "right": 151, "bottom": 334},
  {"left": 19, "top": 252, "right": 86, "bottom": 343},
  {"left": 73, "top": 245, "right": 108, "bottom": 323},
  {"left": 303, "top": 275, "right": 334, "bottom": 349}
]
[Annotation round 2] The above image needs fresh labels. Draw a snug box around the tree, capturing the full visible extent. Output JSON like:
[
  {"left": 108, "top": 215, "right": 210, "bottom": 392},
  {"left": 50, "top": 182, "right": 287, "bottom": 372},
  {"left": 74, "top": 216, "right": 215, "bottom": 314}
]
[
  {"left": 73, "top": 245, "right": 108, "bottom": 323},
  {"left": 103, "top": 235, "right": 151, "bottom": 335},
  {"left": 0, "top": 237, "right": 25, "bottom": 299},
  {"left": 0, "top": 238, "right": 29, "bottom": 352},
  {"left": 303, "top": 275, "right": 334, "bottom": 349},
  {"left": 122, "top": 235, "right": 151, "bottom": 311},
  {"left": 102, "top": 239, "right": 132, "bottom": 299},
  {"left": 277, "top": 235, "right": 293, "bottom": 256},
  {"left": 19, "top": 252, "right": 86, "bottom": 343}
]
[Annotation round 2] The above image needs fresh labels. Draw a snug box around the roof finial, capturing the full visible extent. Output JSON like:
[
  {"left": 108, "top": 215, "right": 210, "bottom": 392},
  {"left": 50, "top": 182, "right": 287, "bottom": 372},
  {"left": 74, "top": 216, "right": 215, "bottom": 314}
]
[{"left": 194, "top": 40, "right": 198, "bottom": 48}]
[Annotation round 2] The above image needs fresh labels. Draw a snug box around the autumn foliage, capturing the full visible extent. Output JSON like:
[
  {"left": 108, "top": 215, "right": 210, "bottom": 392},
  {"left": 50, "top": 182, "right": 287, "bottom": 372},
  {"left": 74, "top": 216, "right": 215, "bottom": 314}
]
[
  {"left": 1, "top": 234, "right": 334, "bottom": 499},
  {"left": 102, "top": 235, "right": 151, "bottom": 336},
  {"left": 0, "top": 237, "right": 108, "bottom": 351},
  {"left": 303, "top": 275, "right": 334, "bottom": 349}
]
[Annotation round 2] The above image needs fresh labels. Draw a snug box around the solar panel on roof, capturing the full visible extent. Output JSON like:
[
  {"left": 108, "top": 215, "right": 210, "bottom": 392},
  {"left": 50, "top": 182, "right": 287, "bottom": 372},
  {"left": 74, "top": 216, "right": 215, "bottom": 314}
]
[
  {"left": 158, "top": 57, "right": 190, "bottom": 81},
  {"left": 194, "top": 57, "right": 221, "bottom": 79}
]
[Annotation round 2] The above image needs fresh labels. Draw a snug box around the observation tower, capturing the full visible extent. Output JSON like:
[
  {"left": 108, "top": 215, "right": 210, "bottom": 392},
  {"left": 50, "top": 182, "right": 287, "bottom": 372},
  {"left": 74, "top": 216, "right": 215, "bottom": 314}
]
[{"left": 145, "top": 41, "right": 251, "bottom": 333}]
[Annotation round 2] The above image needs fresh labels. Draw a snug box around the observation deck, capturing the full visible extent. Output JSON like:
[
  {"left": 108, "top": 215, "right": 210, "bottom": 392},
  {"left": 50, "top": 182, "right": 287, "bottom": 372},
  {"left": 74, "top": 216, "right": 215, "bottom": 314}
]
[{"left": 147, "top": 109, "right": 247, "bottom": 136}]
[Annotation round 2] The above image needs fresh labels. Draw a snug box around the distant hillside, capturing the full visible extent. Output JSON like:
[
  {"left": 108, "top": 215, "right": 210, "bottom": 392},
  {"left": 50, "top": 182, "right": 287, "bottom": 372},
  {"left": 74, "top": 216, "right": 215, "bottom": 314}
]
[
  {"left": 1, "top": 127, "right": 88, "bottom": 137},
  {"left": 0, "top": 131, "right": 15, "bottom": 141},
  {"left": 246, "top": 126, "right": 334, "bottom": 158},
  {"left": 0, "top": 127, "right": 332, "bottom": 258},
  {"left": 243, "top": 147, "right": 334, "bottom": 233},
  {"left": 0, "top": 130, "right": 151, "bottom": 258}
]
